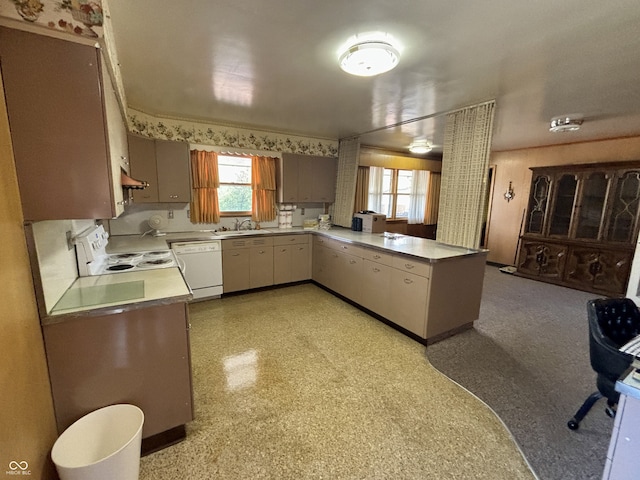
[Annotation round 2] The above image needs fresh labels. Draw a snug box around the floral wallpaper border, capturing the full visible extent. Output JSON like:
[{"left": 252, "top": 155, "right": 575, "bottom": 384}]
[
  {"left": 0, "top": 0, "right": 104, "bottom": 38},
  {"left": 128, "top": 109, "right": 339, "bottom": 157}
]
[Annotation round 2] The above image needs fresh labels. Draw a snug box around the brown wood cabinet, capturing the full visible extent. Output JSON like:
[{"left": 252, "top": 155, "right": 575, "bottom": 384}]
[
  {"left": 517, "top": 162, "right": 640, "bottom": 295},
  {"left": 0, "top": 27, "right": 129, "bottom": 220},
  {"left": 128, "top": 134, "right": 191, "bottom": 203},
  {"left": 277, "top": 153, "right": 337, "bottom": 203}
]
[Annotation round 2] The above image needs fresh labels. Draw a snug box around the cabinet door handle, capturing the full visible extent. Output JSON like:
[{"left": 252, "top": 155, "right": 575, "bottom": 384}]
[
  {"left": 342, "top": 245, "right": 348, "bottom": 249},
  {"left": 169, "top": 195, "right": 179, "bottom": 199},
  {"left": 405, "top": 264, "right": 414, "bottom": 270},
  {"left": 349, "top": 260, "right": 357, "bottom": 264},
  {"left": 404, "top": 278, "right": 413, "bottom": 284},
  {"left": 332, "top": 253, "right": 338, "bottom": 258},
  {"left": 259, "top": 250, "right": 265, "bottom": 254},
  {"left": 289, "top": 238, "right": 296, "bottom": 242},
  {"left": 297, "top": 247, "right": 304, "bottom": 251},
  {"left": 280, "top": 248, "right": 287, "bottom": 252},
  {"left": 373, "top": 255, "right": 381, "bottom": 259},
  {"left": 232, "top": 253, "right": 240, "bottom": 257},
  {"left": 373, "top": 267, "right": 380, "bottom": 273}
]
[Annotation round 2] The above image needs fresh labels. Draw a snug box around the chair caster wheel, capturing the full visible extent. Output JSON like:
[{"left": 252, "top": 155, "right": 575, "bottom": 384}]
[{"left": 567, "top": 419, "right": 579, "bottom": 430}]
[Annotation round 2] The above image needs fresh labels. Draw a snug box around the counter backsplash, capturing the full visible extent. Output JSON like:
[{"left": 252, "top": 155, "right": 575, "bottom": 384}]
[{"left": 106, "top": 203, "right": 326, "bottom": 236}]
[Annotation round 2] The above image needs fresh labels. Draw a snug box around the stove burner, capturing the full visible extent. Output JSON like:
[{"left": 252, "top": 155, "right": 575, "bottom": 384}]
[
  {"left": 143, "top": 251, "right": 171, "bottom": 259},
  {"left": 137, "top": 258, "right": 173, "bottom": 268},
  {"left": 108, "top": 252, "right": 143, "bottom": 264},
  {"left": 107, "top": 264, "right": 135, "bottom": 271}
]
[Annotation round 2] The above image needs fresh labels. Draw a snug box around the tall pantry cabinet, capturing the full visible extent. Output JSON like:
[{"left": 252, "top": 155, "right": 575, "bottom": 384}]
[
  {"left": 517, "top": 162, "right": 640, "bottom": 295},
  {"left": 0, "top": 26, "right": 129, "bottom": 220}
]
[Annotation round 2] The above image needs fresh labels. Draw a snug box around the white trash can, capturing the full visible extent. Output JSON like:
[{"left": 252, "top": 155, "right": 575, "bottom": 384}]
[{"left": 51, "top": 404, "right": 144, "bottom": 480}]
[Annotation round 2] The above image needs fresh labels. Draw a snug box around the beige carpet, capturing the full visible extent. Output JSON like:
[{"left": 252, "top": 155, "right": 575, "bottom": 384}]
[{"left": 140, "top": 283, "right": 535, "bottom": 479}]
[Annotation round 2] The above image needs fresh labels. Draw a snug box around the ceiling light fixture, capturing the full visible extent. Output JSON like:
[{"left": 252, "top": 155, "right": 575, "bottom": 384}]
[
  {"left": 339, "top": 33, "right": 400, "bottom": 77},
  {"left": 409, "top": 140, "right": 432, "bottom": 154},
  {"left": 549, "top": 116, "right": 583, "bottom": 133}
]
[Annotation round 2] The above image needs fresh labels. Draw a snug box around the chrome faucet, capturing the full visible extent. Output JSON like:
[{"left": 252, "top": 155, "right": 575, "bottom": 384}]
[{"left": 235, "top": 218, "right": 253, "bottom": 231}]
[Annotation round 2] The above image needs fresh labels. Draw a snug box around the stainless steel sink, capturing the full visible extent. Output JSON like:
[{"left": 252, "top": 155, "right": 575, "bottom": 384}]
[{"left": 213, "top": 229, "right": 272, "bottom": 237}]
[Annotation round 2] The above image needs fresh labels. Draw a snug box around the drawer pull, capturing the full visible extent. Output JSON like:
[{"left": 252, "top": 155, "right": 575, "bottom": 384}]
[
  {"left": 232, "top": 253, "right": 240, "bottom": 257},
  {"left": 349, "top": 260, "right": 357, "bottom": 264},
  {"left": 373, "top": 255, "right": 381, "bottom": 259},
  {"left": 404, "top": 278, "right": 413, "bottom": 284},
  {"left": 405, "top": 263, "right": 415, "bottom": 270},
  {"left": 289, "top": 238, "right": 296, "bottom": 242},
  {"left": 342, "top": 245, "right": 348, "bottom": 249},
  {"left": 373, "top": 267, "right": 380, "bottom": 273}
]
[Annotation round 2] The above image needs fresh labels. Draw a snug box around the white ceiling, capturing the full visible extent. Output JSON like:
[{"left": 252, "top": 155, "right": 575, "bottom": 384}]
[{"left": 107, "top": 0, "right": 640, "bottom": 156}]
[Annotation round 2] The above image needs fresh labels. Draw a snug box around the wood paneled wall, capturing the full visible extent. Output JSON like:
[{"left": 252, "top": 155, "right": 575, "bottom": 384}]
[
  {"left": 0, "top": 71, "right": 58, "bottom": 479},
  {"left": 487, "top": 136, "right": 640, "bottom": 265}
]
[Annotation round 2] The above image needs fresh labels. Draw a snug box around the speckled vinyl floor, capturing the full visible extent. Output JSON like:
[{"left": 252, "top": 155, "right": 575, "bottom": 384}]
[{"left": 140, "top": 283, "right": 536, "bottom": 479}]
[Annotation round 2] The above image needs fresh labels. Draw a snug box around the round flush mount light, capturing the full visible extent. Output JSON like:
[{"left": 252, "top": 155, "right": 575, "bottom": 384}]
[
  {"left": 549, "top": 116, "right": 583, "bottom": 133},
  {"left": 338, "top": 32, "right": 401, "bottom": 77},
  {"left": 409, "top": 140, "right": 432, "bottom": 154}
]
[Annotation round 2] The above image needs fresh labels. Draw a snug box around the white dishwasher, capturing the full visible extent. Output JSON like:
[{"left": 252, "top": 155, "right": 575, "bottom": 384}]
[{"left": 171, "top": 240, "right": 223, "bottom": 300}]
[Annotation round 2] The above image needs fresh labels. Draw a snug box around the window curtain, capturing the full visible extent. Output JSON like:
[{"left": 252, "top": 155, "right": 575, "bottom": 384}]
[
  {"left": 408, "top": 170, "right": 429, "bottom": 224},
  {"left": 437, "top": 101, "right": 495, "bottom": 248},
  {"left": 353, "top": 166, "right": 369, "bottom": 213},
  {"left": 368, "top": 166, "right": 384, "bottom": 213},
  {"left": 424, "top": 172, "right": 441, "bottom": 225},
  {"left": 331, "top": 137, "right": 360, "bottom": 227},
  {"left": 190, "top": 150, "right": 220, "bottom": 224},
  {"left": 251, "top": 156, "right": 277, "bottom": 222}
]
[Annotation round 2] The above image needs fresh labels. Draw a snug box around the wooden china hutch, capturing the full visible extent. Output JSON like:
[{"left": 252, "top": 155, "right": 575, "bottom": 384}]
[{"left": 516, "top": 162, "right": 640, "bottom": 296}]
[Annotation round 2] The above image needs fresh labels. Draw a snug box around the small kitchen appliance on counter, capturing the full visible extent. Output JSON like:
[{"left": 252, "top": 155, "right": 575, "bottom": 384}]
[
  {"left": 353, "top": 212, "right": 386, "bottom": 233},
  {"left": 74, "top": 224, "right": 177, "bottom": 276}
]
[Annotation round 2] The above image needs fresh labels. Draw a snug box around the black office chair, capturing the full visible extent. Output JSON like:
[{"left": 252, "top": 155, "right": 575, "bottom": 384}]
[{"left": 567, "top": 298, "right": 640, "bottom": 430}]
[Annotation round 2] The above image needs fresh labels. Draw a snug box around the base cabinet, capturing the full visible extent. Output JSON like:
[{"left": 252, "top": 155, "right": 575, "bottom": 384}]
[
  {"left": 389, "top": 268, "right": 429, "bottom": 337},
  {"left": 517, "top": 240, "right": 567, "bottom": 280},
  {"left": 222, "top": 237, "right": 274, "bottom": 293},
  {"left": 42, "top": 302, "right": 193, "bottom": 440},
  {"left": 361, "top": 259, "right": 393, "bottom": 319},
  {"left": 274, "top": 234, "right": 311, "bottom": 284},
  {"left": 312, "top": 236, "right": 485, "bottom": 342},
  {"left": 564, "top": 247, "right": 632, "bottom": 295}
]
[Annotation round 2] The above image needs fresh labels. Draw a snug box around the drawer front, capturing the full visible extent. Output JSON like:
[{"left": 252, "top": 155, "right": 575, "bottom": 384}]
[
  {"left": 222, "top": 238, "right": 249, "bottom": 250},
  {"left": 362, "top": 248, "right": 394, "bottom": 266},
  {"left": 273, "top": 234, "right": 309, "bottom": 246},
  {"left": 333, "top": 240, "right": 364, "bottom": 258},
  {"left": 392, "top": 255, "right": 431, "bottom": 278},
  {"left": 222, "top": 236, "right": 274, "bottom": 250}
]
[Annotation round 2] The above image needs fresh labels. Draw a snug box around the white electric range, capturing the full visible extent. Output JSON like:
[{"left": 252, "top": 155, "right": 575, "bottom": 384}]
[{"left": 74, "top": 224, "right": 178, "bottom": 276}]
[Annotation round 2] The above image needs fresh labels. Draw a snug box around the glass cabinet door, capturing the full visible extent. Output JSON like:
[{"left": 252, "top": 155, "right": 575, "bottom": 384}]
[
  {"left": 548, "top": 174, "right": 578, "bottom": 236},
  {"left": 606, "top": 170, "right": 640, "bottom": 243},
  {"left": 575, "top": 172, "right": 609, "bottom": 240},
  {"left": 526, "top": 174, "right": 550, "bottom": 234}
]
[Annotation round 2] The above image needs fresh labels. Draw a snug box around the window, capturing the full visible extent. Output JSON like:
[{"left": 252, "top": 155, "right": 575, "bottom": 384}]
[
  {"left": 218, "top": 155, "right": 252, "bottom": 214},
  {"left": 380, "top": 168, "right": 413, "bottom": 219}
]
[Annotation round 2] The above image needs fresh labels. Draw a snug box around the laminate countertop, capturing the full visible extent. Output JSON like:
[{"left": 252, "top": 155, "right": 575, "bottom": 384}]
[
  {"left": 44, "top": 267, "right": 191, "bottom": 324},
  {"left": 107, "top": 227, "right": 485, "bottom": 263}
]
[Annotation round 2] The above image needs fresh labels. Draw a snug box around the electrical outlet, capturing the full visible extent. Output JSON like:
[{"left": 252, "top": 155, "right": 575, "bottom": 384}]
[
  {"left": 66, "top": 230, "right": 73, "bottom": 250},
  {"left": 168, "top": 209, "right": 174, "bottom": 219},
  {"left": 301, "top": 208, "right": 305, "bottom": 215}
]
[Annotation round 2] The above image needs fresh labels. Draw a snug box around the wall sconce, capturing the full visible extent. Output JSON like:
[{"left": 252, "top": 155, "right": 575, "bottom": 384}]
[{"left": 504, "top": 181, "right": 515, "bottom": 202}]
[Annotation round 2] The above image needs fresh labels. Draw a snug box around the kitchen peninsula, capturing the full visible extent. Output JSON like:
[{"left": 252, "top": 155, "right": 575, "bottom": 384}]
[{"left": 110, "top": 227, "right": 487, "bottom": 344}]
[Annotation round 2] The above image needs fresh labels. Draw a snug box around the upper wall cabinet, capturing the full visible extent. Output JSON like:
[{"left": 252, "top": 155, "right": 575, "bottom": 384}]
[
  {"left": 517, "top": 161, "right": 640, "bottom": 295},
  {"left": 277, "top": 153, "right": 337, "bottom": 203},
  {"left": 127, "top": 134, "right": 191, "bottom": 203},
  {"left": 0, "top": 27, "right": 129, "bottom": 220}
]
